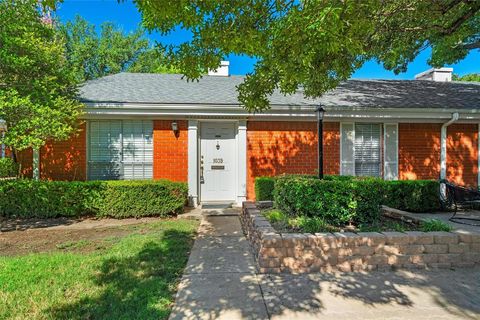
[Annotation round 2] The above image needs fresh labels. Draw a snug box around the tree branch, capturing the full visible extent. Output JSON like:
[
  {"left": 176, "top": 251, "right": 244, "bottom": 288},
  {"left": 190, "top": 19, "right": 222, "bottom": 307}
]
[
  {"left": 441, "top": 3, "right": 480, "bottom": 35},
  {"left": 460, "top": 41, "right": 480, "bottom": 49}
]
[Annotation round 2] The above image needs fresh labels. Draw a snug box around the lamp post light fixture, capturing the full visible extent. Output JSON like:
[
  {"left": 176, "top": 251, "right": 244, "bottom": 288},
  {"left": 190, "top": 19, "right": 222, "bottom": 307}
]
[
  {"left": 315, "top": 106, "right": 325, "bottom": 179},
  {"left": 171, "top": 121, "right": 179, "bottom": 133}
]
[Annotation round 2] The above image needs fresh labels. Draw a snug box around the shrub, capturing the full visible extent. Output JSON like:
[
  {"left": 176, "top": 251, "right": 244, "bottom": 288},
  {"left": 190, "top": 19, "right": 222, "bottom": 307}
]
[
  {"left": 274, "top": 175, "right": 360, "bottom": 225},
  {"left": 384, "top": 180, "right": 440, "bottom": 212},
  {"left": 0, "top": 179, "right": 188, "bottom": 219},
  {"left": 96, "top": 180, "right": 188, "bottom": 218},
  {"left": 263, "top": 208, "right": 287, "bottom": 223},
  {"left": 273, "top": 175, "right": 441, "bottom": 226},
  {"left": 0, "top": 180, "right": 102, "bottom": 218},
  {"left": 323, "top": 175, "right": 355, "bottom": 182},
  {"left": 421, "top": 219, "right": 452, "bottom": 232},
  {"left": 255, "top": 177, "right": 275, "bottom": 201},
  {"left": 0, "top": 158, "right": 18, "bottom": 178},
  {"left": 293, "top": 216, "right": 334, "bottom": 233}
]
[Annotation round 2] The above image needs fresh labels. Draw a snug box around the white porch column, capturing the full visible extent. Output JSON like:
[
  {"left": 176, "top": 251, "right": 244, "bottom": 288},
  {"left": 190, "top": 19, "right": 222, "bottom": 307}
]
[
  {"left": 187, "top": 120, "right": 199, "bottom": 207},
  {"left": 33, "top": 148, "right": 40, "bottom": 180},
  {"left": 237, "top": 120, "right": 247, "bottom": 205}
]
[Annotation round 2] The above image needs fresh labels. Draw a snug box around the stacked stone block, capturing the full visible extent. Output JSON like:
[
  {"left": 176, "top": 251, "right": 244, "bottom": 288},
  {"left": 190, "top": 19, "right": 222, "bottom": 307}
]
[{"left": 242, "top": 202, "right": 480, "bottom": 273}]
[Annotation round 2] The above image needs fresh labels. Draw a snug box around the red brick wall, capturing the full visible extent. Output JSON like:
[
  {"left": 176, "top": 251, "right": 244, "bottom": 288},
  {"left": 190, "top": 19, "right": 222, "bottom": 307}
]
[
  {"left": 447, "top": 123, "right": 478, "bottom": 187},
  {"left": 246, "top": 121, "right": 340, "bottom": 200},
  {"left": 399, "top": 123, "right": 478, "bottom": 187},
  {"left": 17, "top": 148, "right": 33, "bottom": 178},
  {"left": 399, "top": 123, "right": 441, "bottom": 181},
  {"left": 153, "top": 120, "right": 188, "bottom": 182},
  {"left": 40, "top": 123, "right": 87, "bottom": 181}
]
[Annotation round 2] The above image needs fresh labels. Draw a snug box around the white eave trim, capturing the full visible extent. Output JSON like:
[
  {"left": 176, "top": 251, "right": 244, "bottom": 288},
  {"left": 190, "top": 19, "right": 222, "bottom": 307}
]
[{"left": 82, "top": 102, "right": 480, "bottom": 122}]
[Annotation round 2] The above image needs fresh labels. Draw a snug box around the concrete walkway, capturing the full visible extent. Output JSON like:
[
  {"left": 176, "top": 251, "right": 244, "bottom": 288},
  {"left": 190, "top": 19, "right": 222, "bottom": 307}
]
[
  {"left": 170, "top": 210, "right": 480, "bottom": 320},
  {"left": 419, "top": 210, "right": 480, "bottom": 234},
  {"left": 170, "top": 210, "right": 269, "bottom": 319}
]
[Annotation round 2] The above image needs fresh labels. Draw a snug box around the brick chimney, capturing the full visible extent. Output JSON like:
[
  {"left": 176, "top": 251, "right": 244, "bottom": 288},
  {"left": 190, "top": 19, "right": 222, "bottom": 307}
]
[
  {"left": 414, "top": 68, "right": 453, "bottom": 82},
  {"left": 208, "top": 61, "right": 230, "bottom": 77}
]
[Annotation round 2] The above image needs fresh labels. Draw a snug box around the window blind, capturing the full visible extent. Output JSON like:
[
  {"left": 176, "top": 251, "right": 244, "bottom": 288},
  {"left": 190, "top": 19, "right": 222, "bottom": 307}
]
[
  {"left": 354, "top": 123, "right": 381, "bottom": 177},
  {"left": 88, "top": 120, "right": 153, "bottom": 180}
]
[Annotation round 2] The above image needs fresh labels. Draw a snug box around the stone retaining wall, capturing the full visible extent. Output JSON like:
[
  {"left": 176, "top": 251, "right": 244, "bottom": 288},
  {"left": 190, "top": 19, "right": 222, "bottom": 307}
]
[{"left": 241, "top": 202, "right": 480, "bottom": 273}]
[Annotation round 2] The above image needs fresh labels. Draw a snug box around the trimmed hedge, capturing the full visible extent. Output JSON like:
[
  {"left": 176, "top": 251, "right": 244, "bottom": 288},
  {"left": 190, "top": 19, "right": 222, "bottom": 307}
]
[
  {"left": 255, "top": 174, "right": 355, "bottom": 202},
  {"left": 274, "top": 175, "right": 379, "bottom": 225},
  {"left": 383, "top": 180, "right": 440, "bottom": 212},
  {"left": 0, "top": 158, "right": 18, "bottom": 178},
  {"left": 96, "top": 180, "right": 188, "bottom": 218},
  {"left": 0, "top": 179, "right": 188, "bottom": 219},
  {"left": 255, "top": 177, "right": 276, "bottom": 201},
  {"left": 273, "top": 175, "right": 441, "bottom": 226}
]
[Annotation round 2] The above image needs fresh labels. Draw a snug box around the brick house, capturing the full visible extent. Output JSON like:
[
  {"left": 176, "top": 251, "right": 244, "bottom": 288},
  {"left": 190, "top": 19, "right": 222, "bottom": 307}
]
[{"left": 9, "top": 63, "right": 480, "bottom": 206}]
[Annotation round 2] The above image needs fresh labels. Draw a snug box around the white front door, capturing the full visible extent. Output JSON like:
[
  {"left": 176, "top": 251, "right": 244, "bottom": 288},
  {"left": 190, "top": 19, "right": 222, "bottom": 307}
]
[{"left": 200, "top": 122, "right": 236, "bottom": 202}]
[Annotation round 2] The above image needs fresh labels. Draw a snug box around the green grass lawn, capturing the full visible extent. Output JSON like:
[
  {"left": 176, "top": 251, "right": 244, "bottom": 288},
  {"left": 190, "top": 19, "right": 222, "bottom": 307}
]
[{"left": 0, "top": 220, "right": 198, "bottom": 320}]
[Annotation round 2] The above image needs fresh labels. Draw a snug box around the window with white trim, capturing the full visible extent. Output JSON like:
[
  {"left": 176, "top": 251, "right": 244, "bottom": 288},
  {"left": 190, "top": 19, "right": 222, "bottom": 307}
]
[
  {"left": 88, "top": 120, "right": 153, "bottom": 180},
  {"left": 354, "top": 123, "right": 381, "bottom": 177},
  {"left": 341, "top": 122, "right": 398, "bottom": 179}
]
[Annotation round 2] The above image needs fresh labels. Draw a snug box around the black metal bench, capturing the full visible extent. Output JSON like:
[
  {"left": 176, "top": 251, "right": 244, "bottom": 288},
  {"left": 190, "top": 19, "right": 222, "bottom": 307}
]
[{"left": 440, "top": 179, "right": 480, "bottom": 226}]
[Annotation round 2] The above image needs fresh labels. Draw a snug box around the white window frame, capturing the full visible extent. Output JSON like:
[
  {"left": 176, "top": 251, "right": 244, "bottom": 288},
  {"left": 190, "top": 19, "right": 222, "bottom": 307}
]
[
  {"left": 87, "top": 120, "right": 153, "bottom": 180},
  {"left": 340, "top": 122, "right": 355, "bottom": 175},
  {"left": 383, "top": 123, "right": 399, "bottom": 180},
  {"left": 341, "top": 122, "right": 398, "bottom": 180},
  {"left": 354, "top": 123, "right": 382, "bottom": 177}
]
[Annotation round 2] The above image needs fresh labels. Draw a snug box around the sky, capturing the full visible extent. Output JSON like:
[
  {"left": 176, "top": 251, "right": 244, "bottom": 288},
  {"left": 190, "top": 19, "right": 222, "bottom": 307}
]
[{"left": 56, "top": 0, "right": 480, "bottom": 79}]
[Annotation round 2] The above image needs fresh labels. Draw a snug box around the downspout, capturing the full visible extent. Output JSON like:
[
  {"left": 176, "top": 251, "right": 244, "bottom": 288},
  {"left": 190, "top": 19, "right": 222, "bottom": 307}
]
[
  {"left": 33, "top": 148, "right": 40, "bottom": 180},
  {"left": 440, "top": 112, "right": 459, "bottom": 181}
]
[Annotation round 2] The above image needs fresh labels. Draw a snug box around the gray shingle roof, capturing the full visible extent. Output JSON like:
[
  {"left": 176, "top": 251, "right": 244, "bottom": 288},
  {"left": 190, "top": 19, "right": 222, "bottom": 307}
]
[{"left": 79, "top": 72, "right": 480, "bottom": 109}]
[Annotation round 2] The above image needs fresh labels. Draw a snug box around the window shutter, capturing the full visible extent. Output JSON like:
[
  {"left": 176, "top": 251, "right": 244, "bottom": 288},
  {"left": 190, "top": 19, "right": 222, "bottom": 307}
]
[
  {"left": 384, "top": 123, "right": 398, "bottom": 180},
  {"left": 341, "top": 123, "right": 355, "bottom": 175},
  {"left": 355, "top": 123, "right": 381, "bottom": 177}
]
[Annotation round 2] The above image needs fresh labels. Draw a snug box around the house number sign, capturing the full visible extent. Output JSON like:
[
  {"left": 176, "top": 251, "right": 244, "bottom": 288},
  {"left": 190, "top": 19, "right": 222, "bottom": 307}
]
[{"left": 213, "top": 158, "right": 223, "bottom": 163}]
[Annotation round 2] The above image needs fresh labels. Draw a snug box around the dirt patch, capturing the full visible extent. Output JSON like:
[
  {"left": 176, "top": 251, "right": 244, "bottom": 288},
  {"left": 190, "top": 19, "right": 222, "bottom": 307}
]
[
  {"left": 0, "top": 218, "right": 176, "bottom": 256},
  {"left": 0, "top": 216, "right": 167, "bottom": 232}
]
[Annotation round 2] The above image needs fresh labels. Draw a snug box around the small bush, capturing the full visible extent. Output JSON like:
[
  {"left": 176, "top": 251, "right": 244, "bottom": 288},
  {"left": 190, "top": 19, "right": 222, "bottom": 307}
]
[
  {"left": 0, "top": 179, "right": 187, "bottom": 219},
  {"left": 0, "top": 158, "right": 18, "bottom": 178},
  {"left": 384, "top": 180, "right": 440, "bottom": 212},
  {"left": 0, "top": 180, "right": 102, "bottom": 218},
  {"left": 421, "top": 219, "right": 452, "bottom": 232},
  {"left": 263, "top": 209, "right": 287, "bottom": 223},
  {"left": 274, "top": 175, "right": 360, "bottom": 225},
  {"left": 293, "top": 216, "right": 334, "bottom": 233},
  {"left": 96, "top": 180, "right": 187, "bottom": 218},
  {"left": 255, "top": 177, "right": 275, "bottom": 201},
  {"left": 273, "top": 175, "right": 441, "bottom": 227}
]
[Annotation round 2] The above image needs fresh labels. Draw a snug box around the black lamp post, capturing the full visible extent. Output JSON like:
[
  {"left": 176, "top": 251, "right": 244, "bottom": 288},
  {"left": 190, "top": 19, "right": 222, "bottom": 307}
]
[{"left": 315, "top": 106, "right": 325, "bottom": 179}]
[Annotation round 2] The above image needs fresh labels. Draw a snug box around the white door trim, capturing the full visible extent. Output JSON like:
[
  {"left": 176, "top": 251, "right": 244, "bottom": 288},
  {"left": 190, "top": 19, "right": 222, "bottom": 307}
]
[
  {"left": 237, "top": 120, "right": 247, "bottom": 205},
  {"left": 188, "top": 120, "right": 246, "bottom": 206},
  {"left": 187, "top": 120, "right": 199, "bottom": 207}
]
